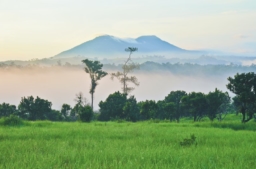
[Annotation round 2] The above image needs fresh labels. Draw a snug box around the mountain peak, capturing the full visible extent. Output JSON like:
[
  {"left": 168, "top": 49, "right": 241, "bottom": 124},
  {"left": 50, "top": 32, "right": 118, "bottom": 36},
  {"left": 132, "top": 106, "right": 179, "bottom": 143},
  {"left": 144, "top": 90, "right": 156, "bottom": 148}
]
[
  {"left": 137, "top": 35, "right": 159, "bottom": 39},
  {"left": 94, "top": 34, "right": 115, "bottom": 40},
  {"left": 53, "top": 35, "right": 188, "bottom": 58}
]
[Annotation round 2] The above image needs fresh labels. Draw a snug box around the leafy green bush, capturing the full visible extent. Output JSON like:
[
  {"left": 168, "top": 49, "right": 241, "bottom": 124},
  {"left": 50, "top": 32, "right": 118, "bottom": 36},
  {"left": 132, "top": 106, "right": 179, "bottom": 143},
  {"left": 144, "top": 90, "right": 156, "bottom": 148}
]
[
  {"left": 1, "top": 115, "right": 24, "bottom": 126},
  {"left": 79, "top": 106, "right": 93, "bottom": 122},
  {"left": 180, "top": 134, "right": 197, "bottom": 147}
]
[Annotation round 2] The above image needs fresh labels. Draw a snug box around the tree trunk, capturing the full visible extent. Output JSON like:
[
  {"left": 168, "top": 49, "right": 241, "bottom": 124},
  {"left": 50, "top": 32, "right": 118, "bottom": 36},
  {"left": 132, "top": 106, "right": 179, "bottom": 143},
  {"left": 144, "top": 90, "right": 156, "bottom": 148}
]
[
  {"left": 123, "top": 71, "right": 126, "bottom": 94},
  {"left": 241, "top": 105, "right": 246, "bottom": 123},
  {"left": 176, "top": 116, "right": 180, "bottom": 123},
  {"left": 194, "top": 115, "right": 196, "bottom": 122},
  {"left": 91, "top": 92, "right": 94, "bottom": 111}
]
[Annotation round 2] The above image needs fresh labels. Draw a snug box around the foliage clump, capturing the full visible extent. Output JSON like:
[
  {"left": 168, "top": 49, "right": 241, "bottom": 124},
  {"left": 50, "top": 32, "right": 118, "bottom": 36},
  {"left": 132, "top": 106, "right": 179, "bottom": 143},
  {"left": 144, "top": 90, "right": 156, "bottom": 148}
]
[
  {"left": 180, "top": 134, "right": 197, "bottom": 147},
  {"left": 78, "top": 106, "right": 93, "bottom": 122},
  {"left": 1, "top": 115, "right": 24, "bottom": 127},
  {"left": 227, "top": 72, "right": 256, "bottom": 123}
]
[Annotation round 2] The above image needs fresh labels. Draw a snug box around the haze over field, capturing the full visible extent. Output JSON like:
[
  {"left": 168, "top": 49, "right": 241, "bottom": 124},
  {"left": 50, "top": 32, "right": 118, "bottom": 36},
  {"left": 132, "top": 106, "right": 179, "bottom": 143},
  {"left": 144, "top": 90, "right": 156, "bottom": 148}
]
[{"left": 0, "top": 67, "right": 229, "bottom": 110}]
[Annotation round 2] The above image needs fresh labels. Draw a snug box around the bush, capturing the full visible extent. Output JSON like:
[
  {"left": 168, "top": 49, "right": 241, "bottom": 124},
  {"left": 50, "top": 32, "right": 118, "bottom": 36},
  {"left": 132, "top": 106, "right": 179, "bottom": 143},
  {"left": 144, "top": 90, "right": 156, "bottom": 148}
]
[
  {"left": 180, "top": 134, "right": 197, "bottom": 147},
  {"left": 79, "top": 106, "right": 93, "bottom": 122},
  {"left": 1, "top": 115, "right": 24, "bottom": 126}
]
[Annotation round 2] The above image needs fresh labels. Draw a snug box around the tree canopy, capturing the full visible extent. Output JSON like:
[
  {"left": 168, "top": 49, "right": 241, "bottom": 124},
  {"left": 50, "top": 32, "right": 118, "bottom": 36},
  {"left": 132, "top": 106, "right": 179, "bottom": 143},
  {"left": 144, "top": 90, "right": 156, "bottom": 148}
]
[{"left": 227, "top": 72, "right": 256, "bottom": 123}]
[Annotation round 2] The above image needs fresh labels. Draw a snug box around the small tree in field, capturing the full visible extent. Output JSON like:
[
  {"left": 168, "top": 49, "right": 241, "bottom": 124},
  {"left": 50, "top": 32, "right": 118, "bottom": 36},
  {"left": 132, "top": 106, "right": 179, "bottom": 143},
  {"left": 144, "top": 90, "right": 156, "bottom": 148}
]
[
  {"left": 227, "top": 72, "right": 256, "bottom": 123},
  {"left": 82, "top": 59, "right": 107, "bottom": 110},
  {"left": 111, "top": 47, "right": 139, "bottom": 94}
]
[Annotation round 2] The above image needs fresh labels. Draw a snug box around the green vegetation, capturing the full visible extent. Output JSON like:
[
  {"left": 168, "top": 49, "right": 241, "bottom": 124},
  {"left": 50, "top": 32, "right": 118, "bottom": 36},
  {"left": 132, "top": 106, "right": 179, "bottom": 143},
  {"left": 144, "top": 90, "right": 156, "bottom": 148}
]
[
  {"left": 1, "top": 67, "right": 255, "bottom": 124},
  {"left": 1, "top": 58, "right": 255, "bottom": 168},
  {"left": 82, "top": 59, "right": 107, "bottom": 110},
  {"left": 227, "top": 72, "right": 256, "bottom": 123},
  {"left": 0, "top": 115, "right": 256, "bottom": 169},
  {"left": 0, "top": 115, "right": 24, "bottom": 126}
]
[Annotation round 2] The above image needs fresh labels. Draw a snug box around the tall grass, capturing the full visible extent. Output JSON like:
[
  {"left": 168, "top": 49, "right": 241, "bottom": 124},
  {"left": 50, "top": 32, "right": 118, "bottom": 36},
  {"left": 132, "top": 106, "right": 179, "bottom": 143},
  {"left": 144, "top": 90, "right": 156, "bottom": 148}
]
[{"left": 0, "top": 118, "right": 256, "bottom": 168}]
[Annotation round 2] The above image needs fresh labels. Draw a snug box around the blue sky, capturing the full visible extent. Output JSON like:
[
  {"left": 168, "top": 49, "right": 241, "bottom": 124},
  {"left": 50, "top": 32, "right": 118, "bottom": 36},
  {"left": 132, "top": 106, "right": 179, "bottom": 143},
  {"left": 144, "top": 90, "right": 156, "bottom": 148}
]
[{"left": 0, "top": 0, "right": 256, "bottom": 60}]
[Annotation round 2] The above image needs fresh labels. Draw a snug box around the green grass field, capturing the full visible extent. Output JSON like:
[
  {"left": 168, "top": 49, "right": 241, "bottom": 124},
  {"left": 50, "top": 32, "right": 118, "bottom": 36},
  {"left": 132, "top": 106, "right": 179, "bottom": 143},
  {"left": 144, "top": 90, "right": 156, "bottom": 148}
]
[{"left": 0, "top": 114, "right": 256, "bottom": 169}]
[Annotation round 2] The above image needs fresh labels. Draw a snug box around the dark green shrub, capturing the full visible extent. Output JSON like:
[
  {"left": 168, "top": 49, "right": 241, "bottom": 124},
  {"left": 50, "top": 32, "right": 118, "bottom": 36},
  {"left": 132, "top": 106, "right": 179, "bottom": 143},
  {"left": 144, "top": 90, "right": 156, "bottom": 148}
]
[
  {"left": 180, "top": 134, "right": 197, "bottom": 147},
  {"left": 2, "top": 115, "right": 24, "bottom": 126},
  {"left": 98, "top": 91, "right": 127, "bottom": 121},
  {"left": 79, "top": 106, "right": 93, "bottom": 122}
]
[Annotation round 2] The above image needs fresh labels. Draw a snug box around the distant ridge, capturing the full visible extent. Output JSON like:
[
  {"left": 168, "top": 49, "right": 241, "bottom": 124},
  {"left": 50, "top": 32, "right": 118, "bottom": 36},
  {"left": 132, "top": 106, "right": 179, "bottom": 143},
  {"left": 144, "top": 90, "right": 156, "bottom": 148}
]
[{"left": 53, "top": 35, "right": 194, "bottom": 58}]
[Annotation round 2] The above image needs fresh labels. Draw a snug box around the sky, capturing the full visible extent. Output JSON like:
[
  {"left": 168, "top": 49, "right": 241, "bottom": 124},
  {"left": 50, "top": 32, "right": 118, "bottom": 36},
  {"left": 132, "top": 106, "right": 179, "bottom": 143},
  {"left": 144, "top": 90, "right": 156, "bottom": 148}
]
[{"left": 1, "top": 0, "right": 256, "bottom": 61}]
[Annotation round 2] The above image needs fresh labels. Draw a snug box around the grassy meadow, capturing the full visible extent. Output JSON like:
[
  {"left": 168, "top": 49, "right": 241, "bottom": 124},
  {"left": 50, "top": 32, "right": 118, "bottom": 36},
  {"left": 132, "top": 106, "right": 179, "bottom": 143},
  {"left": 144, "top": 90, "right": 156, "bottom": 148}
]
[{"left": 0, "top": 114, "right": 256, "bottom": 169}]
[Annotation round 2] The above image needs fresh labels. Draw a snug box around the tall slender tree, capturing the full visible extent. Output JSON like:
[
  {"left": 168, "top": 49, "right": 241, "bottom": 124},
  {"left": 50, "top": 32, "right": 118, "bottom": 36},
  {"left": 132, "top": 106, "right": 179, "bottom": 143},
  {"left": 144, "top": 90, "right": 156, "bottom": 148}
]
[
  {"left": 111, "top": 47, "right": 139, "bottom": 94},
  {"left": 82, "top": 59, "right": 107, "bottom": 110}
]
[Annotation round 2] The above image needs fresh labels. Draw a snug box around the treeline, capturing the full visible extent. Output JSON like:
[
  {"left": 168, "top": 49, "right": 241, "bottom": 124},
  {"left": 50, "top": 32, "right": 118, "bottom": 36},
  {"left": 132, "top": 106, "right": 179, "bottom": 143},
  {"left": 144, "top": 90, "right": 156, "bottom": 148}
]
[
  {"left": 0, "top": 89, "right": 233, "bottom": 123},
  {"left": 0, "top": 93, "right": 94, "bottom": 122},
  {"left": 98, "top": 89, "right": 234, "bottom": 122}
]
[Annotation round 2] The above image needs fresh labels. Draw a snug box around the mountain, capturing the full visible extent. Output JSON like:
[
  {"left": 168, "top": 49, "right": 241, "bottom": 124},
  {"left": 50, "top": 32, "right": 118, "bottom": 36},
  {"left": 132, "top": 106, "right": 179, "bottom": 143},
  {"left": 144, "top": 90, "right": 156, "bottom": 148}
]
[{"left": 53, "top": 35, "right": 193, "bottom": 58}]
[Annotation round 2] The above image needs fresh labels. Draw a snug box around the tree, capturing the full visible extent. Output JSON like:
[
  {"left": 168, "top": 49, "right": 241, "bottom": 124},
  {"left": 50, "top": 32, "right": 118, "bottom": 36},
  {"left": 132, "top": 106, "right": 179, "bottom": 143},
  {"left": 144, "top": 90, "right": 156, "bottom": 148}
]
[
  {"left": 98, "top": 91, "right": 127, "bottom": 121},
  {"left": 227, "top": 72, "right": 256, "bottom": 123},
  {"left": 48, "top": 109, "right": 62, "bottom": 121},
  {"left": 82, "top": 59, "right": 107, "bottom": 110},
  {"left": 181, "top": 92, "right": 208, "bottom": 121},
  {"left": 0, "top": 103, "right": 16, "bottom": 118},
  {"left": 156, "top": 101, "right": 176, "bottom": 121},
  {"left": 139, "top": 100, "right": 158, "bottom": 120},
  {"left": 71, "top": 92, "right": 88, "bottom": 121},
  {"left": 111, "top": 47, "right": 139, "bottom": 94},
  {"left": 78, "top": 105, "right": 93, "bottom": 122},
  {"left": 206, "top": 88, "right": 230, "bottom": 121},
  {"left": 164, "top": 90, "right": 187, "bottom": 122},
  {"left": 18, "top": 96, "right": 52, "bottom": 120},
  {"left": 123, "top": 96, "right": 140, "bottom": 122},
  {"left": 74, "top": 92, "right": 87, "bottom": 107},
  {"left": 61, "top": 104, "right": 72, "bottom": 120}
]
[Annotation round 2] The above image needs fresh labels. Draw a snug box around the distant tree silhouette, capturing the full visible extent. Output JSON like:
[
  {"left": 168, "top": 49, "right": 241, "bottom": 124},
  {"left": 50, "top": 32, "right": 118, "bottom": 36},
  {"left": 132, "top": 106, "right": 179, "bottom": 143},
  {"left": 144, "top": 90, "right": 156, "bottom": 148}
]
[{"left": 111, "top": 47, "right": 139, "bottom": 94}]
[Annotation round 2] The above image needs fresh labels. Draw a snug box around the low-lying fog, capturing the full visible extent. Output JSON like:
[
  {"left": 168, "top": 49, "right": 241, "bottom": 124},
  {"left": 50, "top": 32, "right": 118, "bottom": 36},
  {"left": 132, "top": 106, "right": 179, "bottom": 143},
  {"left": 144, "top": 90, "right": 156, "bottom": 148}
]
[{"left": 1, "top": 67, "right": 230, "bottom": 110}]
